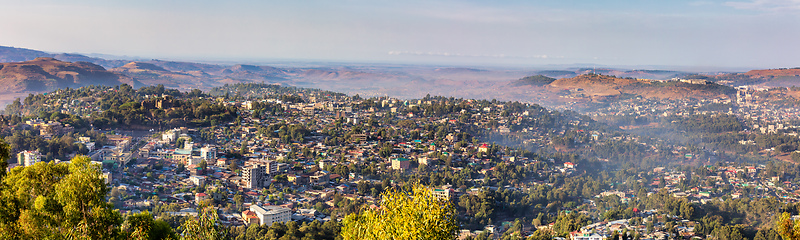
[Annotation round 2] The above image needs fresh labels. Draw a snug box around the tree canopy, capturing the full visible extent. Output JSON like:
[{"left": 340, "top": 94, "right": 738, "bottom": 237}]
[
  {"left": 0, "top": 155, "right": 122, "bottom": 239},
  {"left": 341, "top": 183, "right": 458, "bottom": 240}
]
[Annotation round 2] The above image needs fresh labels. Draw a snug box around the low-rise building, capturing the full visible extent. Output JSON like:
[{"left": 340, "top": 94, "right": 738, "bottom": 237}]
[
  {"left": 242, "top": 210, "right": 259, "bottom": 226},
  {"left": 250, "top": 205, "right": 292, "bottom": 226},
  {"left": 310, "top": 172, "right": 330, "bottom": 185},
  {"left": 195, "top": 193, "right": 210, "bottom": 204},
  {"left": 189, "top": 175, "right": 206, "bottom": 186}
]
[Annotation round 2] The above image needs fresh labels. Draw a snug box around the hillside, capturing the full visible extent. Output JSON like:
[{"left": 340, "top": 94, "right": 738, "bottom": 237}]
[
  {"left": 110, "top": 61, "right": 224, "bottom": 89},
  {"left": 512, "top": 75, "right": 556, "bottom": 86},
  {"left": 744, "top": 68, "right": 800, "bottom": 78},
  {"left": 536, "top": 68, "right": 689, "bottom": 80},
  {"left": 710, "top": 68, "right": 800, "bottom": 87},
  {"left": 545, "top": 73, "right": 733, "bottom": 100},
  {"left": 0, "top": 57, "right": 140, "bottom": 93},
  {"left": 0, "top": 46, "right": 129, "bottom": 69},
  {"left": 547, "top": 73, "right": 640, "bottom": 97},
  {"left": 0, "top": 46, "right": 51, "bottom": 62}
]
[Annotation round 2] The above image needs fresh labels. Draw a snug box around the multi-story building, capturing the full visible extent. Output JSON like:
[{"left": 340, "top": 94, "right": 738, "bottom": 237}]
[
  {"left": 242, "top": 164, "right": 266, "bottom": 189},
  {"left": 351, "top": 133, "right": 367, "bottom": 142},
  {"left": 241, "top": 159, "right": 281, "bottom": 188},
  {"left": 189, "top": 175, "right": 206, "bottom": 186},
  {"left": 162, "top": 129, "right": 179, "bottom": 143},
  {"left": 432, "top": 187, "right": 453, "bottom": 201},
  {"left": 17, "top": 150, "right": 41, "bottom": 167},
  {"left": 264, "top": 160, "right": 279, "bottom": 175},
  {"left": 39, "top": 122, "right": 63, "bottom": 136},
  {"left": 249, "top": 205, "right": 291, "bottom": 226},
  {"left": 391, "top": 157, "right": 410, "bottom": 171},
  {"left": 103, "top": 171, "right": 113, "bottom": 184},
  {"left": 310, "top": 172, "right": 330, "bottom": 185},
  {"left": 200, "top": 146, "right": 217, "bottom": 159}
]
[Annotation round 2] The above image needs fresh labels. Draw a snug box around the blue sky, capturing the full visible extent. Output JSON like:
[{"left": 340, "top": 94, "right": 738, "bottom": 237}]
[{"left": 0, "top": 0, "right": 798, "bottom": 68}]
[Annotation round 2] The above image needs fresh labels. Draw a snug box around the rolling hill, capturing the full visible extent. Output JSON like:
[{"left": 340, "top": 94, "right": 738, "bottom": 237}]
[
  {"left": 0, "top": 57, "right": 140, "bottom": 93},
  {"left": 709, "top": 68, "right": 800, "bottom": 88},
  {"left": 1, "top": 45, "right": 794, "bottom": 113},
  {"left": 542, "top": 73, "right": 733, "bottom": 101},
  {"left": 0, "top": 46, "right": 129, "bottom": 69},
  {"left": 512, "top": 75, "right": 556, "bottom": 86},
  {"left": 535, "top": 68, "right": 690, "bottom": 80}
]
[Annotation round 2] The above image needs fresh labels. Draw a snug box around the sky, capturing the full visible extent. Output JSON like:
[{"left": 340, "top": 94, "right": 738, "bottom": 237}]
[{"left": 0, "top": 0, "right": 799, "bottom": 69}]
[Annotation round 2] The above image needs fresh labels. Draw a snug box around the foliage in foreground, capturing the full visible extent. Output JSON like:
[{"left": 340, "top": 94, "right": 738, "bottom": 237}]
[
  {"left": 0, "top": 156, "right": 122, "bottom": 239},
  {"left": 341, "top": 183, "right": 458, "bottom": 240}
]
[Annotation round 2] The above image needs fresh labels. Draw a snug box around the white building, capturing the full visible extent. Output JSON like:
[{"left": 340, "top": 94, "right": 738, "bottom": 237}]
[
  {"left": 162, "top": 129, "right": 179, "bottom": 143},
  {"left": 17, "top": 150, "right": 41, "bottom": 167},
  {"left": 242, "top": 160, "right": 280, "bottom": 189},
  {"left": 83, "top": 142, "right": 96, "bottom": 152},
  {"left": 187, "top": 156, "right": 203, "bottom": 166},
  {"left": 432, "top": 186, "right": 453, "bottom": 200},
  {"left": 571, "top": 231, "right": 607, "bottom": 240},
  {"left": 200, "top": 146, "right": 217, "bottom": 159},
  {"left": 250, "top": 205, "right": 292, "bottom": 226},
  {"left": 102, "top": 171, "right": 112, "bottom": 184},
  {"left": 189, "top": 175, "right": 206, "bottom": 186}
]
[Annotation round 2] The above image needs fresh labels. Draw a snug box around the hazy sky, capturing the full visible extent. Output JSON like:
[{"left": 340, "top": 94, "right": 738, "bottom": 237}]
[{"left": 1, "top": 0, "right": 798, "bottom": 68}]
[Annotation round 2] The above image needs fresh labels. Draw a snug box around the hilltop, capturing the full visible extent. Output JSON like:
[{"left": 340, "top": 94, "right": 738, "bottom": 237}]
[
  {"left": 512, "top": 75, "right": 556, "bottom": 86},
  {"left": 0, "top": 46, "right": 129, "bottom": 69},
  {"left": 536, "top": 68, "right": 689, "bottom": 80},
  {"left": 0, "top": 57, "right": 140, "bottom": 93},
  {"left": 743, "top": 68, "right": 800, "bottom": 78},
  {"left": 0, "top": 45, "right": 790, "bottom": 112},
  {"left": 543, "top": 73, "right": 734, "bottom": 100},
  {"left": 710, "top": 68, "right": 800, "bottom": 87}
]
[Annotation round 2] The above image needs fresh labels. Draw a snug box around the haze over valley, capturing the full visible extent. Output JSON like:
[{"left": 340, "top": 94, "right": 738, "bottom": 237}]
[
  {"left": 2, "top": 45, "right": 798, "bottom": 114},
  {"left": 2, "top": 1, "right": 800, "bottom": 240}
]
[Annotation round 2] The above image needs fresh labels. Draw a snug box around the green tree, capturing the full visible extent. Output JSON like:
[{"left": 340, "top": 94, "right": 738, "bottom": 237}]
[
  {"left": 176, "top": 138, "right": 185, "bottom": 149},
  {"left": 273, "top": 174, "right": 288, "bottom": 183},
  {"left": 180, "top": 205, "right": 227, "bottom": 240},
  {"left": 778, "top": 212, "right": 800, "bottom": 240},
  {"left": 341, "top": 183, "right": 458, "bottom": 240},
  {"left": 240, "top": 142, "right": 248, "bottom": 155},
  {"left": 198, "top": 160, "right": 207, "bottom": 174},
  {"left": 0, "top": 155, "right": 123, "bottom": 239},
  {"left": 124, "top": 211, "right": 178, "bottom": 240},
  {"left": 0, "top": 139, "right": 8, "bottom": 180}
]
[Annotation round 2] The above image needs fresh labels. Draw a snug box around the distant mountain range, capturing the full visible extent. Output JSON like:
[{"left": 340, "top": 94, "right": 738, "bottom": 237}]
[
  {"left": 0, "top": 57, "right": 139, "bottom": 92},
  {"left": 0, "top": 46, "right": 130, "bottom": 69},
  {"left": 0, "top": 45, "right": 797, "bottom": 111}
]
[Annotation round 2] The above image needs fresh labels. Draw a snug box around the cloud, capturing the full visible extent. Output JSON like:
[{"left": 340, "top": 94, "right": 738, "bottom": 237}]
[
  {"left": 396, "top": 1, "right": 569, "bottom": 24},
  {"left": 688, "top": 1, "right": 716, "bottom": 6},
  {"left": 387, "top": 51, "right": 560, "bottom": 59},
  {"left": 724, "top": 0, "right": 800, "bottom": 11}
]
